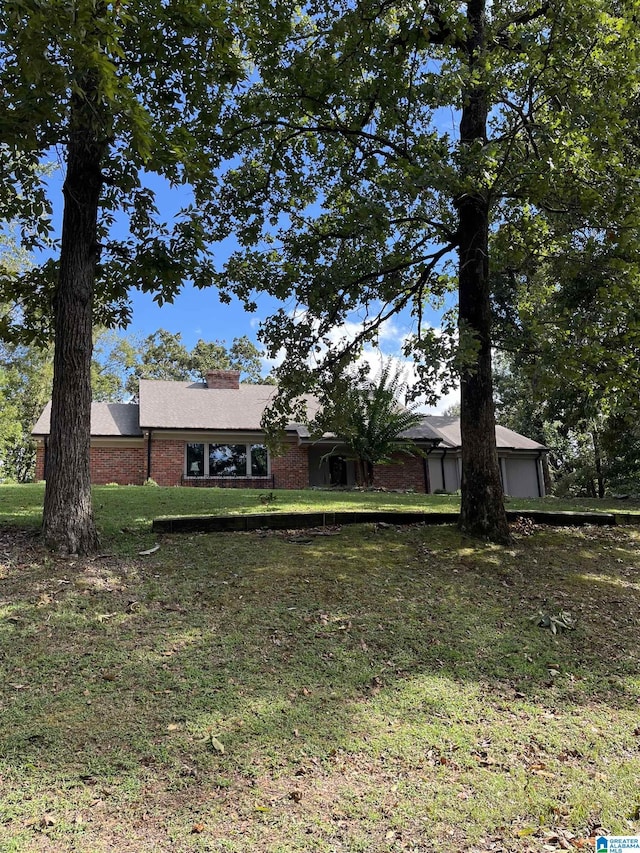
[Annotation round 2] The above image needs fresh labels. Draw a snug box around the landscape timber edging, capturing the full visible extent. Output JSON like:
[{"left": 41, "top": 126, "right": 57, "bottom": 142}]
[{"left": 152, "top": 508, "right": 621, "bottom": 534}]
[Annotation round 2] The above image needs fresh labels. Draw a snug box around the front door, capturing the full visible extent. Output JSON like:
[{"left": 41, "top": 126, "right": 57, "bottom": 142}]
[{"left": 329, "top": 455, "right": 348, "bottom": 486}]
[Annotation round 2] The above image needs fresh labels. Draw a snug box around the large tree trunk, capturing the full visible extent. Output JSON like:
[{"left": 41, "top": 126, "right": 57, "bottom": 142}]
[
  {"left": 456, "top": 0, "right": 511, "bottom": 544},
  {"left": 592, "top": 426, "right": 605, "bottom": 499},
  {"left": 42, "top": 94, "right": 104, "bottom": 555}
]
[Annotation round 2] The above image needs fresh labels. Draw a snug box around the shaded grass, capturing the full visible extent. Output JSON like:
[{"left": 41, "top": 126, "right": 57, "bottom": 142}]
[
  {"left": 1, "top": 483, "right": 639, "bottom": 551},
  {"left": 1, "top": 516, "right": 640, "bottom": 851}
]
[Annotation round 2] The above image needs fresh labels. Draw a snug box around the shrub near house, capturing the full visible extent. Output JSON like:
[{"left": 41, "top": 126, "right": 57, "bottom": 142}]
[{"left": 32, "top": 371, "right": 547, "bottom": 496}]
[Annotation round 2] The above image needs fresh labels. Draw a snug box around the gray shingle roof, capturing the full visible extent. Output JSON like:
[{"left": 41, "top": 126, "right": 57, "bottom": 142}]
[
  {"left": 138, "top": 380, "right": 321, "bottom": 431},
  {"left": 32, "top": 402, "right": 142, "bottom": 437},
  {"left": 422, "top": 416, "right": 547, "bottom": 450},
  {"left": 398, "top": 420, "right": 446, "bottom": 442},
  {"left": 31, "top": 384, "right": 546, "bottom": 453}
]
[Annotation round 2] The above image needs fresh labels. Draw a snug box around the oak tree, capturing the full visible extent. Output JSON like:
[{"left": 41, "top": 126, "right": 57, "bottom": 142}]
[
  {"left": 213, "top": 0, "right": 639, "bottom": 542},
  {"left": 0, "top": 0, "right": 255, "bottom": 552}
]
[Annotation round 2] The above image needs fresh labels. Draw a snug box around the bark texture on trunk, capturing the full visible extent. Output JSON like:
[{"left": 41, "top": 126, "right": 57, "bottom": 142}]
[
  {"left": 456, "top": 0, "right": 511, "bottom": 544},
  {"left": 592, "top": 428, "right": 605, "bottom": 499},
  {"left": 42, "top": 95, "right": 104, "bottom": 555}
]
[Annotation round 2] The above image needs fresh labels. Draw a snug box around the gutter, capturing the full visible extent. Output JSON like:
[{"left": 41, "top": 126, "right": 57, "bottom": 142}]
[
  {"left": 146, "top": 429, "right": 153, "bottom": 481},
  {"left": 423, "top": 444, "right": 435, "bottom": 494}
]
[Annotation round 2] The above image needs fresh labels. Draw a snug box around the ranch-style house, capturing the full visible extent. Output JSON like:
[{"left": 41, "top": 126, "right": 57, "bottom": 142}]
[{"left": 33, "top": 369, "right": 547, "bottom": 497}]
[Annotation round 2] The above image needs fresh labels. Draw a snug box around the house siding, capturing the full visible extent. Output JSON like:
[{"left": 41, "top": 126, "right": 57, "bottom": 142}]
[
  {"left": 146, "top": 436, "right": 309, "bottom": 489},
  {"left": 90, "top": 446, "right": 146, "bottom": 485},
  {"left": 372, "top": 453, "right": 427, "bottom": 492},
  {"left": 148, "top": 438, "right": 185, "bottom": 486},
  {"left": 183, "top": 477, "right": 273, "bottom": 489},
  {"left": 427, "top": 453, "right": 461, "bottom": 493},
  {"left": 34, "top": 441, "right": 145, "bottom": 485},
  {"left": 271, "top": 442, "right": 309, "bottom": 489},
  {"left": 35, "top": 444, "right": 45, "bottom": 481}
]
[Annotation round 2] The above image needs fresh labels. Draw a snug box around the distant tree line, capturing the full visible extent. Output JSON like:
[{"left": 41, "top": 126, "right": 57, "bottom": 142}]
[{"left": 492, "top": 245, "right": 640, "bottom": 499}]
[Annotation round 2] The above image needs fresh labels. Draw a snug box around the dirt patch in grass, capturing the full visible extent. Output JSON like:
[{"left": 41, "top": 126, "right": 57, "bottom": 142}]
[{"left": 1, "top": 520, "right": 640, "bottom": 851}]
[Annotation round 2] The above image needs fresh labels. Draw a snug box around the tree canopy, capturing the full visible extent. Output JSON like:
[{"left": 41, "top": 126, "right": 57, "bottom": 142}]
[
  {"left": 211, "top": 0, "right": 640, "bottom": 541},
  {"left": 97, "top": 329, "right": 268, "bottom": 397},
  {"left": 0, "top": 0, "right": 275, "bottom": 552}
]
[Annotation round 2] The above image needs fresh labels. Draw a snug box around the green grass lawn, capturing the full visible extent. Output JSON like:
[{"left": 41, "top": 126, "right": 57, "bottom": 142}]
[
  {"left": 1, "top": 482, "right": 638, "bottom": 549},
  {"left": 1, "top": 485, "right": 640, "bottom": 851}
]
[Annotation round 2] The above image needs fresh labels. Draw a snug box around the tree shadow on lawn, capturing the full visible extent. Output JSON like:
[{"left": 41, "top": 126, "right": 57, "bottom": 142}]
[{"left": 1, "top": 522, "right": 639, "bottom": 847}]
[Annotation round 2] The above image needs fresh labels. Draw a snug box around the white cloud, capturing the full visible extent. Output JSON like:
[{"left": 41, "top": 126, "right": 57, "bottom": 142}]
[{"left": 256, "top": 308, "right": 460, "bottom": 414}]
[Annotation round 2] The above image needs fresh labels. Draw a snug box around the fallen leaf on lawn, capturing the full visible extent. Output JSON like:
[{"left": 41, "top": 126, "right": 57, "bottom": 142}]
[
  {"left": 517, "top": 827, "right": 536, "bottom": 837},
  {"left": 208, "top": 735, "right": 225, "bottom": 754},
  {"left": 255, "top": 805, "right": 272, "bottom": 813},
  {"left": 101, "top": 671, "right": 117, "bottom": 682},
  {"left": 97, "top": 612, "right": 117, "bottom": 623},
  {"left": 167, "top": 724, "right": 180, "bottom": 732},
  {"left": 191, "top": 823, "right": 205, "bottom": 834},
  {"left": 288, "top": 790, "right": 302, "bottom": 802},
  {"left": 138, "top": 545, "right": 160, "bottom": 556},
  {"left": 39, "top": 814, "right": 56, "bottom": 828}
]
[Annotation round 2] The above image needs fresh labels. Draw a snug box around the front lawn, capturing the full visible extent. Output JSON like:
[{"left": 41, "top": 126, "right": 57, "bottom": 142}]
[
  {"left": 1, "top": 489, "right": 639, "bottom": 851},
  {"left": 1, "top": 483, "right": 638, "bottom": 550}
]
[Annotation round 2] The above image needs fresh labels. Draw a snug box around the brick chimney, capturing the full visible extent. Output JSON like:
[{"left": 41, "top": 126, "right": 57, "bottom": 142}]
[{"left": 205, "top": 369, "right": 241, "bottom": 389}]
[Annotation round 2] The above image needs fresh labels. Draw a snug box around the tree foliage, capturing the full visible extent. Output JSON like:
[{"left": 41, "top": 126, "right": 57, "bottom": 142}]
[
  {"left": 0, "top": 0, "right": 267, "bottom": 552},
  {"left": 105, "top": 329, "right": 268, "bottom": 396},
  {"left": 317, "top": 362, "right": 425, "bottom": 487},
  {"left": 211, "top": 0, "right": 640, "bottom": 540}
]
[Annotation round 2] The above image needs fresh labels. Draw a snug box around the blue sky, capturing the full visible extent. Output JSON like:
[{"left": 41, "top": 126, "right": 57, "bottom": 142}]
[
  {"left": 41, "top": 154, "right": 458, "bottom": 413},
  {"left": 126, "top": 277, "right": 459, "bottom": 414}
]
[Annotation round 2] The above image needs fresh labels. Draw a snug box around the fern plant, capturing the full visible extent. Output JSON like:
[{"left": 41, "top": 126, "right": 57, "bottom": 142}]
[{"left": 325, "top": 362, "right": 425, "bottom": 488}]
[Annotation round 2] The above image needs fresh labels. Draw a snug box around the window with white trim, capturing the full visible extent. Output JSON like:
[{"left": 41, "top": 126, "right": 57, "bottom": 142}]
[{"left": 186, "top": 443, "right": 269, "bottom": 478}]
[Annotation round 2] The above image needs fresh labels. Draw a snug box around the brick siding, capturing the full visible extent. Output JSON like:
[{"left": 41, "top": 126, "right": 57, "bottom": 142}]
[
  {"left": 34, "top": 442, "right": 145, "bottom": 485},
  {"left": 371, "top": 453, "right": 427, "bottom": 492},
  {"left": 147, "top": 438, "right": 185, "bottom": 486},
  {"left": 90, "top": 446, "right": 146, "bottom": 485},
  {"left": 183, "top": 477, "right": 273, "bottom": 489},
  {"left": 271, "top": 442, "right": 309, "bottom": 489},
  {"left": 35, "top": 437, "right": 423, "bottom": 492},
  {"left": 35, "top": 444, "right": 45, "bottom": 481}
]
